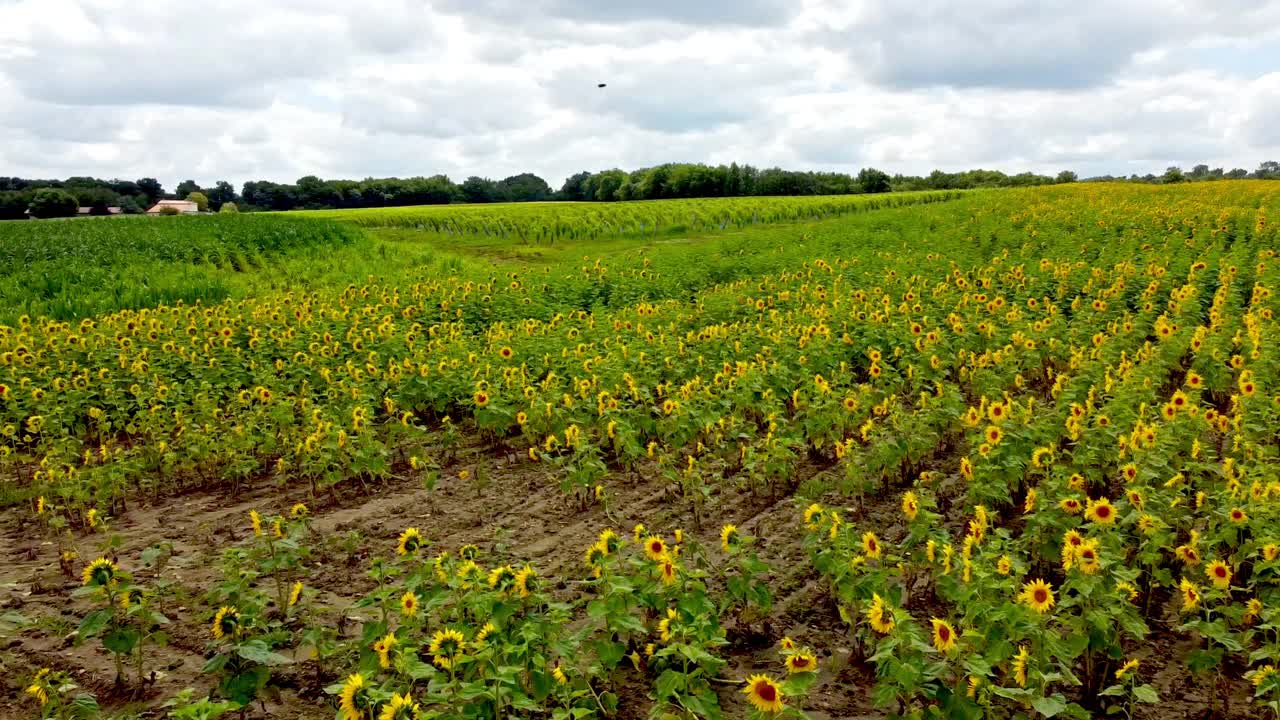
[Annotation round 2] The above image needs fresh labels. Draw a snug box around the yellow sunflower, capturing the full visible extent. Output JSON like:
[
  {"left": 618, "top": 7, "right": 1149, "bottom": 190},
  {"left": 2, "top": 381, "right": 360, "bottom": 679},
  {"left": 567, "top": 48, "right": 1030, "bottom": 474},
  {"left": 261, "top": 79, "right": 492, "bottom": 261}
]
[
  {"left": 378, "top": 692, "right": 418, "bottom": 720},
  {"left": 643, "top": 535, "right": 668, "bottom": 561},
  {"left": 785, "top": 652, "right": 818, "bottom": 674},
  {"left": 374, "top": 632, "right": 397, "bottom": 669},
  {"left": 1012, "top": 645, "right": 1030, "bottom": 687},
  {"left": 488, "top": 565, "right": 516, "bottom": 593},
  {"left": 400, "top": 591, "right": 419, "bottom": 617},
  {"left": 720, "top": 524, "right": 740, "bottom": 552},
  {"left": 396, "top": 528, "right": 423, "bottom": 556},
  {"left": 743, "top": 675, "right": 785, "bottom": 713},
  {"left": 861, "top": 531, "right": 882, "bottom": 560},
  {"left": 339, "top": 673, "right": 369, "bottom": 720},
  {"left": 429, "top": 629, "right": 466, "bottom": 670},
  {"left": 1085, "top": 497, "right": 1116, "bottom": 525},
  {"left": 514, "top": 565, "right": 537, "bottom": 598},
  {"left": 866, "top": 593, "right": 895, "bottom": 634},
  {"left": 658, "top": 557, "right": 678, "bottom": 586},
  {"left": 1179, "top": 577, "right": 1200, "bottom": 612},
  {"left": 901, "top": 491, "right": 919, "bottom": 522},
  {"left": 1205, "top": 560, "right": 1232, "bottom": 590},
  {"left": 931, "top": 618, "right": 958, "bottom": 653},
  {"left": 212, "top": 606, "right": 240, "bottom": 640},
  {"left": 803, "top": 504, "right": 824, "bottom": 528},
  {"left": 1115, "top": 659, "right": 1139, "bottom": 680},
  {"left": 1018, "top": 579, "right": 1055, "bottom": 613},
  {"left": 81, "top": 557, "right": 118, "bottom": 587},
  {"left": 985, "top": 425, "right": 1004, "bottom": 444}
]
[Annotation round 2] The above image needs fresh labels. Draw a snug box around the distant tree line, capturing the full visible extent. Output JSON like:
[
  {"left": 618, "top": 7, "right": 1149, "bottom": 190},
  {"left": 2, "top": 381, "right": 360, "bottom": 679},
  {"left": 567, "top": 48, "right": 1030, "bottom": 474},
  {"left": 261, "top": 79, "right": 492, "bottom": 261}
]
[
  {"left": 4, "top": 161, "right": 1279, "bottom": 219},
  {"left": 1083, "top": 162, "right": 1280, "bottom": 185},
  {"left": 0, "top": 177, "right": 164, "bottom": 219}
]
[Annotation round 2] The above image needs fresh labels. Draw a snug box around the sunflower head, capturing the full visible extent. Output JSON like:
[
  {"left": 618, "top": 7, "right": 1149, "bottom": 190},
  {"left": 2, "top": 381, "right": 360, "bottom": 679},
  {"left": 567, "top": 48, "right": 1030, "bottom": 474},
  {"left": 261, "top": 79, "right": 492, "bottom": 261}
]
[
  {"left": 378, "top": 692, "right": 418, "bottom": 720},
  {"left": 400, "top": 591, "right": 419, "bottom": 617},
  {"left": 861, "top": 531, "right": 882, "bottom": 559},
  {"left": 901, "top": 491, "right": 919, "bottom": 521},
  {"left": 1086, "top": 497, "right": 1116, "bottom": 525},
  {"left": 212, "top": 606, "right": 240, "bottom": 641},
  {"left": 654, "top": 556, "right": 678, "bottom": 585},
  {"left": 397, "top": 528, "right": 424, "bottom": 556},
  {"left": 1206, "top": 560, "right": 1232, "bottom": 589},
  {"left": 339, "top": 673, "right": 371, "bottom": 720},
  {"left": 643, "top": 535, "right": 668, "bottom": 561},
  {"left": 720, "top": 524, "right": 741, "bottom": 552},
  {"left": 1019, "top": 578, "right": 1055, "bottom": 613},
  {"left": 428, "top": 629, "right": 466, "bottom": 670},
  {"left": 598, "top": 529, "right": 621, "bottom": 554},
  {"left": 743, "top": 674, "right": 785, "bottom": 713},
  {"left": 514, "top": 565, "right": 537, "bottom": 598},
  {"left": 1179, "top": 577, "right": 1200, "bottom": 611},
  {"left": 81, "top": 557, "right": 118, "bottom": 587},
  {"left": 931, "top": 618, "right": 958, "bottom": 653},
  {"left": 488, "top": 565, "right": 517, "bottom": 593},
  {"left": 866, "top": 593, "right": 895, "bottom": 634},
  {"left": 785, "top": 651, "right": 818, "bottom": 674}
]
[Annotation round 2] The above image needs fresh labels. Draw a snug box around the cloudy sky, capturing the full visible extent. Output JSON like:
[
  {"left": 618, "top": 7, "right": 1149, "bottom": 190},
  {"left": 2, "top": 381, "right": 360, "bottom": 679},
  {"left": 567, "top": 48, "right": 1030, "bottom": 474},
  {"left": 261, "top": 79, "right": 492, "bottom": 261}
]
[{"left": 3, "top": 0, "right": 1280, "bottom": 191}]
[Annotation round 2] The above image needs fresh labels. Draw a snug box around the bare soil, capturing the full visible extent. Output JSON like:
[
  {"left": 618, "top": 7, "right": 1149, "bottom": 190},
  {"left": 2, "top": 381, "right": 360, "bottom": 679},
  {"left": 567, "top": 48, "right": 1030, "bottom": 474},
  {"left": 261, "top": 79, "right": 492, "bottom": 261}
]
[{"left": 0, "top": 440, "right": 1254, "bottom": 719}]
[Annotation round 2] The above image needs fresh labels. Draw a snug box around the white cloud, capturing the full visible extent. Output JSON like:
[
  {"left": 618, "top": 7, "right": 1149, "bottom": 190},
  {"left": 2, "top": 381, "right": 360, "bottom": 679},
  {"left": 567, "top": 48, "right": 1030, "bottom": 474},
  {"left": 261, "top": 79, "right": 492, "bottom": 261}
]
[{"left": 0, "top": 0, "right": 1278, "bottom": 191}]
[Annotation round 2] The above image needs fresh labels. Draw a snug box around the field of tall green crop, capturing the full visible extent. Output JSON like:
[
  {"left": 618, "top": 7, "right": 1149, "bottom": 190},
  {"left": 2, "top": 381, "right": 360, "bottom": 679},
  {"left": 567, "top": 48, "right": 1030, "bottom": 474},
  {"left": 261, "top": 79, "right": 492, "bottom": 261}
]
[
  {"left": 306, "top": 190, "right": 963, "bottom": 241},
  {"left": 0, "top": 214, "right": 360, "bottom": 322},
  {"left": 0, "top": 192, "right": 963, "bottom": 323}
]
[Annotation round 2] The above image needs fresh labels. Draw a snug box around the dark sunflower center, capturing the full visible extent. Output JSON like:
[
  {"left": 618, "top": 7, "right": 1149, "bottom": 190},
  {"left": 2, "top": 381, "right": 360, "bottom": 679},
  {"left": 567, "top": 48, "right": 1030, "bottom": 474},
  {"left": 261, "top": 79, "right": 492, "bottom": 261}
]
[
  {"left": 940, "top": 626, "right": 950, "bottom": 641},
  {"left": 756, "top": 682, "right": 776, "bottom": 702},
  {"left": 1034, "top": 589, "right": 1048, "bottom": 603}
]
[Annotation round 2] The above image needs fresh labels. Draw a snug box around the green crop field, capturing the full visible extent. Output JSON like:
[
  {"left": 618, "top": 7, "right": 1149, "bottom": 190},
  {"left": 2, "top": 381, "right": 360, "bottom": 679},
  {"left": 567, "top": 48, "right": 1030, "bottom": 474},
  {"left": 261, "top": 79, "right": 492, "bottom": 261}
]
[{"left": 3, "top": 183, "right": 1280, "bottom": 720}]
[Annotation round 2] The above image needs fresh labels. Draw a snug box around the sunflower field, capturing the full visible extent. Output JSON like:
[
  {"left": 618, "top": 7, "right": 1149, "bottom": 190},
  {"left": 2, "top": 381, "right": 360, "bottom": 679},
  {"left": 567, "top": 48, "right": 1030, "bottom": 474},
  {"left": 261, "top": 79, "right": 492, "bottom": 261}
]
[{"left": 3, "top": 182, "right": 1280, "bottom": 719}]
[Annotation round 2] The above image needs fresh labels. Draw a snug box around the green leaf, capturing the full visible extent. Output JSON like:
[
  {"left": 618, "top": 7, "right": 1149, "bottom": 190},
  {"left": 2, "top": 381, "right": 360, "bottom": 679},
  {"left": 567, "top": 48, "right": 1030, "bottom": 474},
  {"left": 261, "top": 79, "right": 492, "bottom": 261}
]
[
  {"left": 77, "top": 609, "right": 113, "bottom": 639},
  {"left": 655, "top": 669, "right": 685, "bottom": 699},
  {"left": 103, "top": 626, "right": 140, "bottom": 654},
  {"left": 70, "top": 693, "right": 100, "bottom": 719},
  {"left": 236, "top": 640, "right": 293, "bottom": 666},
  {"left": 1032, "top": 694, "right": 1068, "bottom": 717},
  {"left": 1133, "top": 685, "right": 1159, "bottom": 704},
  {"left": 593, "top": 639, "right": 626, "bottom": 670}
]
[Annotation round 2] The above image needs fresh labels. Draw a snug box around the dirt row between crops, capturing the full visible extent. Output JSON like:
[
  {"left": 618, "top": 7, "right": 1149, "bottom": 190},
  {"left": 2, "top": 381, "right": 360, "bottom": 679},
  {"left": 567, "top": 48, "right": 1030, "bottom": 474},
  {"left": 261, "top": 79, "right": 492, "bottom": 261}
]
[{"left": 0, "top": 440, "right": 1255, "bottom": 719}]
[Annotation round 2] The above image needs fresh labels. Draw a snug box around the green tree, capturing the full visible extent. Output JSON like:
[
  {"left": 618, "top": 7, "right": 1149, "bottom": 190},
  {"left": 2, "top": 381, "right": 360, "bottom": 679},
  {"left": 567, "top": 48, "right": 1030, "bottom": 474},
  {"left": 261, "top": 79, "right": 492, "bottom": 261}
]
[
  {"left": 176, "top": 179, "right": 202, "bottom": 198},
  {"left": 186, "top": 191, "right": 209, "bottom": 212},
  {"left": 857, "top": 167, "right": 892, "bottom": 193},
  {"left": 0, "top": 191, "right": 29, "bottom": 219},
  {"left": 497, "top": 173, "right": 552, "bottom": 202},
  {"left": 208, "top": 181, "right": 237, "bottom": 211},
  {"left": 1162, "top": 166, "right": 1186, "bottom": 184},
  {"left": 460, "top": 176, "right": 500, "bottom": 203},
  {"left": 1055, "top": 170, "right": 1078, "bottom": 184},
  {"left": 136, "top": 178, "right": 164, "bottom": 205},
  {"left": 219, "top": 202, "right": 239, "bottom": 214},
  {"left": 558, "top": 171, "right": 592, "bottom": 201},
  {"left": 27, "top": 188, "right": 79, "bottom": 218}
]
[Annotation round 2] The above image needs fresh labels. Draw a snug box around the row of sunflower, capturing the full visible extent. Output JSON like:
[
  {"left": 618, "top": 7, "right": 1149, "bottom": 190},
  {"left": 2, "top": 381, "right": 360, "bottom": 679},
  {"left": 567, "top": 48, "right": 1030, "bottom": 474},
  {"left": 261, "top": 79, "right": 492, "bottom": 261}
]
[{"left": 802, "top": 185, "right": 1280, "bottom": 716}]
